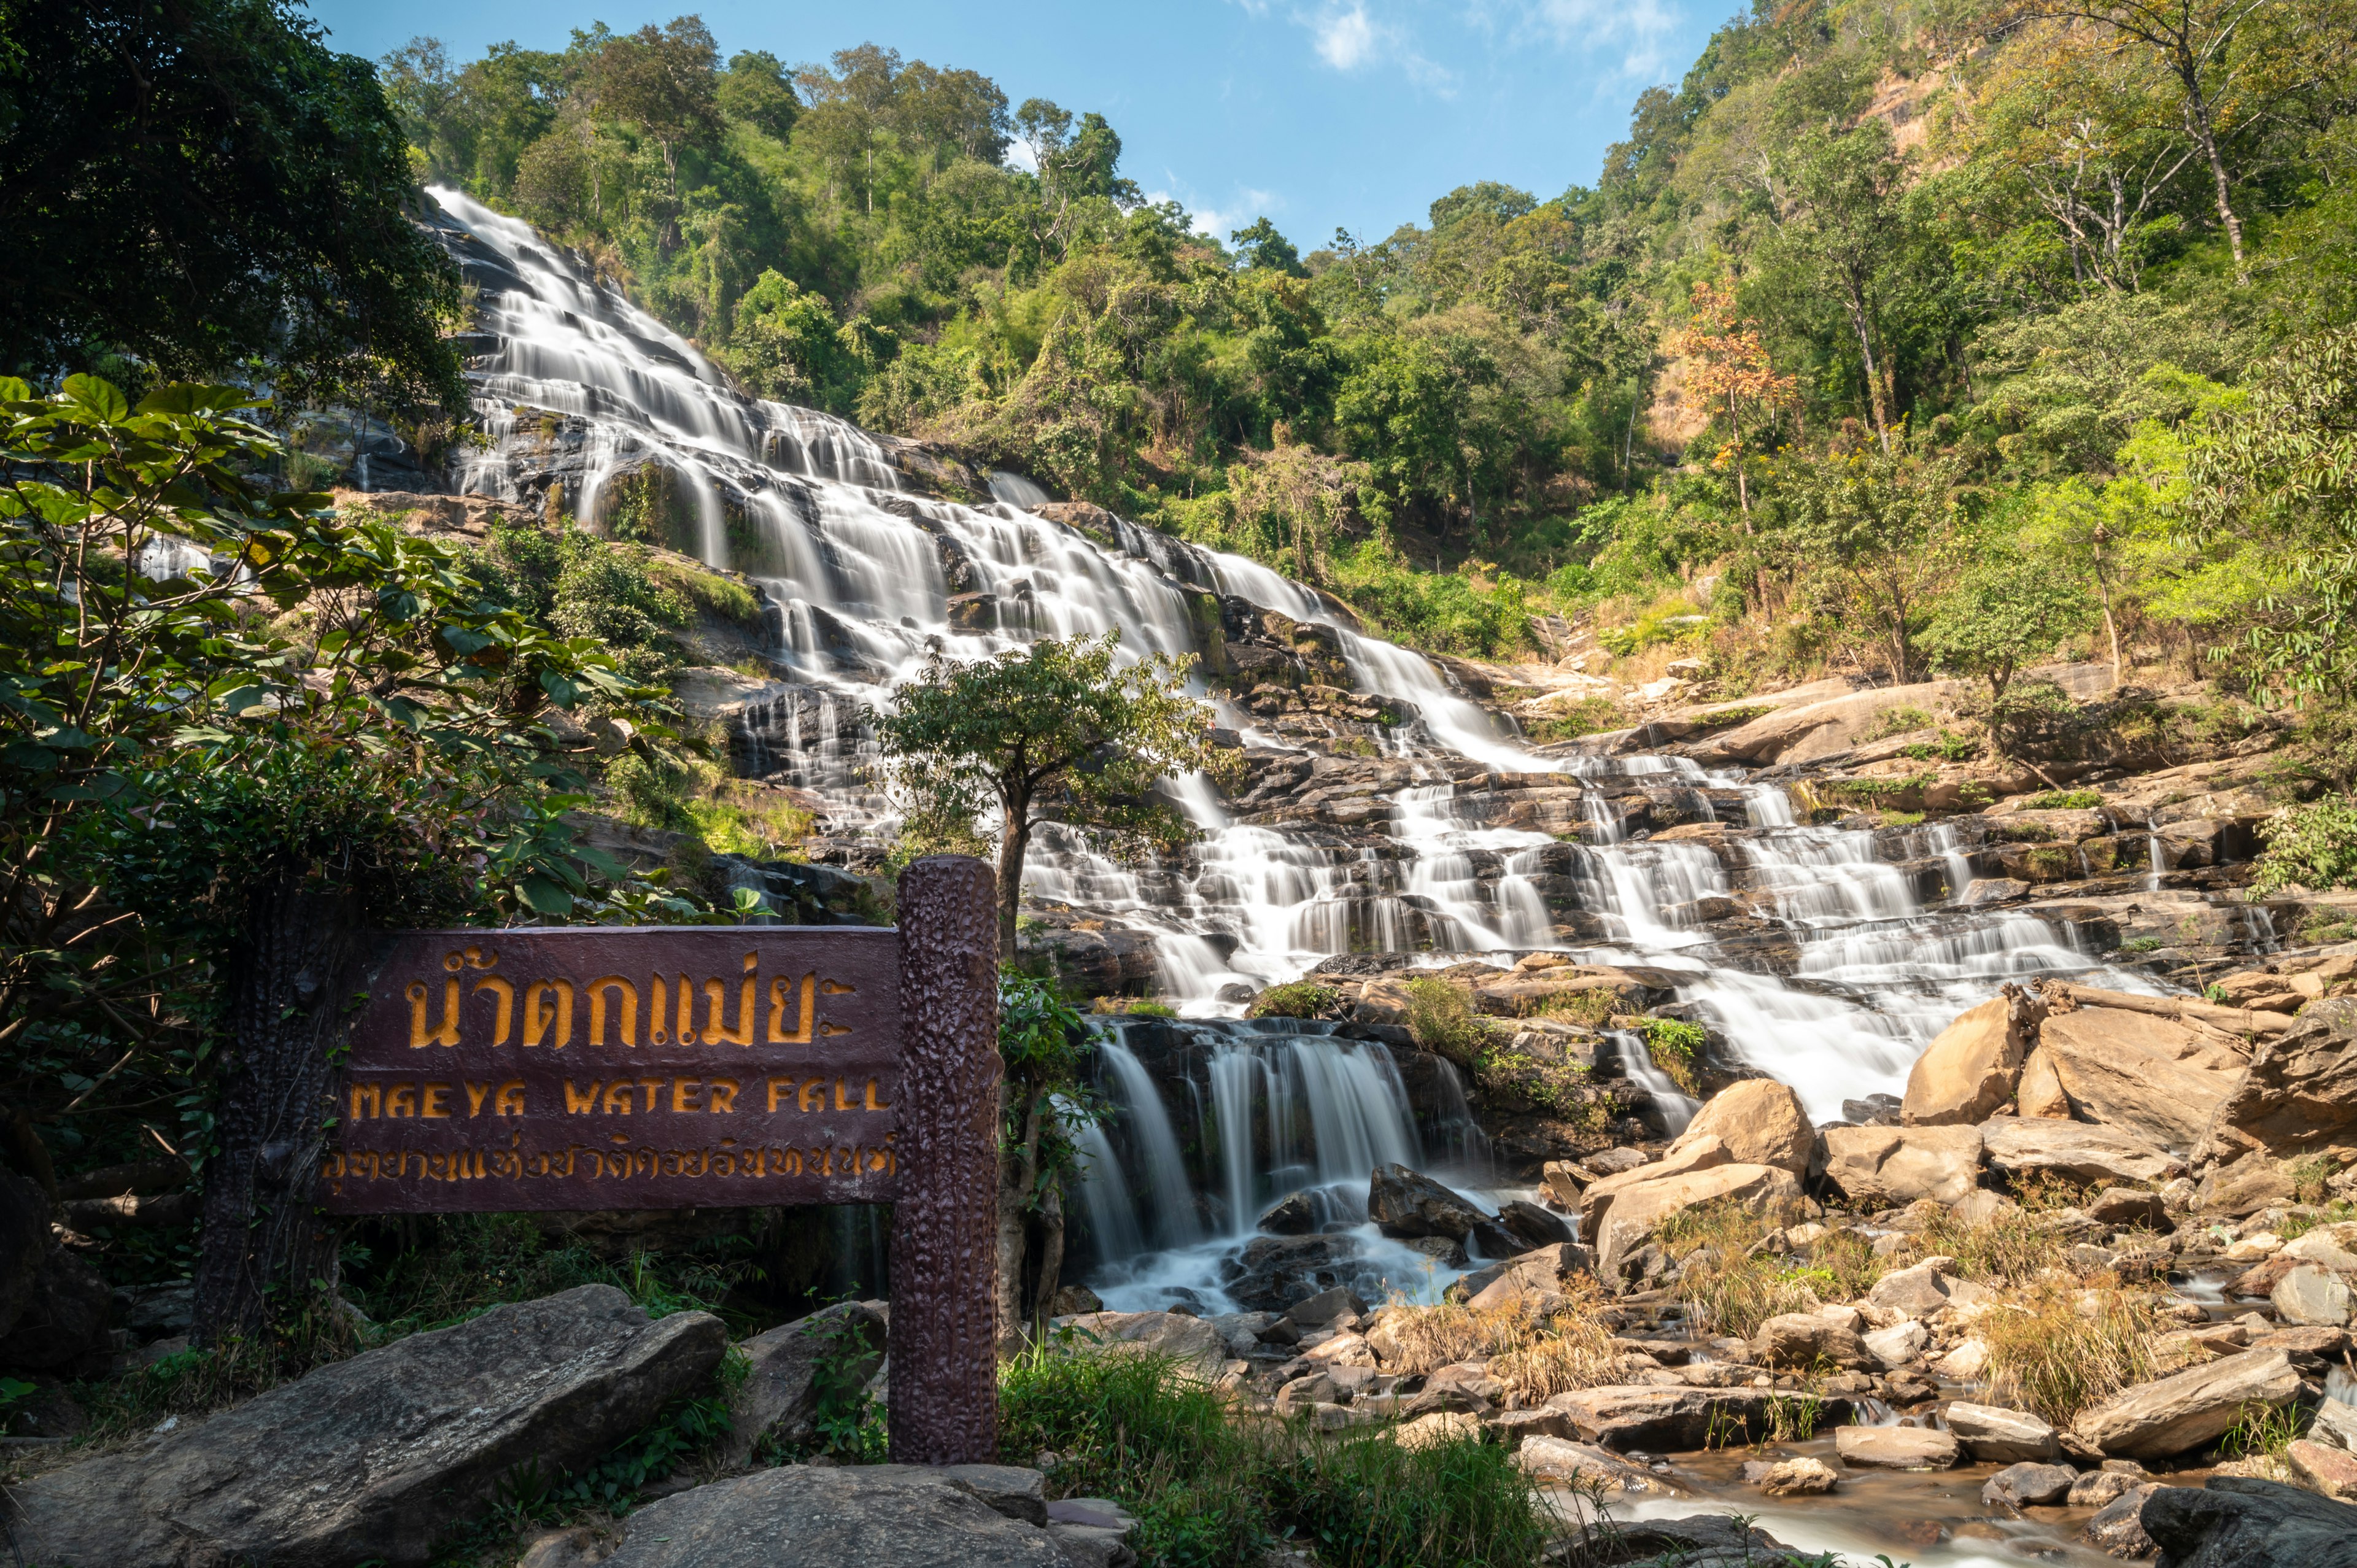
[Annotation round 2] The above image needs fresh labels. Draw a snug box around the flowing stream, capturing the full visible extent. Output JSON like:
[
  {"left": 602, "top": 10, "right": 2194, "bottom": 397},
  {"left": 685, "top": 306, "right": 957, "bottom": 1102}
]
[{"left": 428, "top": 188, "right": 2203, "bottom": 1308}]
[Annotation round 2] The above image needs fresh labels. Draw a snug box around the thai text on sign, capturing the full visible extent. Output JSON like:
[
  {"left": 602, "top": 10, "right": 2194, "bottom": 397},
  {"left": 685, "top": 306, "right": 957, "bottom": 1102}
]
[{"left": 321, "top": 927, "right": 902, "bottom": 1213}]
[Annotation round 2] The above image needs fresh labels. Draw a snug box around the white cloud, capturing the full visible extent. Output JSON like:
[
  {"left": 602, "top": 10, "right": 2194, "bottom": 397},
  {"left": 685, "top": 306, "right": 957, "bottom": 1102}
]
[
  {"left": 1298, "top": 2, "right": 1457, "bottom": 92},
  {"left": 1147, "top": 180, "right": 1287, "bottom": 242},
  {"left": 1313, "top": 4, "right": 1381, "bottom": 69},
  {"left": 1515, "top": 0, "right": 1681, "bottom": 81},
  {"left": 1003, "top": 139, "right": 1039, "bottom": 174}
]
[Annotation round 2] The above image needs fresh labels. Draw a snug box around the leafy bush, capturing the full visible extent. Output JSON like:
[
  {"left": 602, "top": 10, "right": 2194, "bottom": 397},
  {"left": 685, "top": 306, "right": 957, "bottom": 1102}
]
[
  {"left": 1400, "top": 978, "right": 1496, "bottom": 1067},
  {"left": 1638, "top": 1016, "right": 1706, "bottom": 1095},
  {"left": 2021, "top": 789, "right": 2105, "bottom": 810},
  {"left": 2251, "top": 797, "right": 2357, "bottom": 897},
  {"left": 1248, "top": 981, "right": 1341, "bottom": 1019}
]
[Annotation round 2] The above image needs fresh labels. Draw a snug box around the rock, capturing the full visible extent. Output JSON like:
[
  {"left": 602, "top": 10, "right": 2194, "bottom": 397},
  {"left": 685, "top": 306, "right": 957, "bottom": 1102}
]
[
  {"left": 0, "top": 1239, "right": 112, "bottom": 1377},
  {"left": 2273, "top": 1264, "right": 2354, "bottom": 1327},
  {"left": 2069, "top": 1469, "right": 2138, "bottom": 1508},
  {"left": 2196, "top": 998, "right": 2357, "bottom": 1169},
  {"left": 1484, "top": 1407, "right": 1572, "bottom": 1447},
  {"left": 1577, "top": 1135, "right": 1733, "bottom": 1238},
  {"left": 1274, "top": 1372, "right": 1339, "bottom": 1413},
  {"left": 2284, "top": 1223, "right": 2357, "bottom": 1273},
  {"left": 1979, "top": 1117, "right": 2188, "bottom": 1187},
  {"left": 1056, "top": 1312, "right": 1228, "bottom": 1381},
  {"left": 1821, "top": 1125, "right": 1984, "bottom": 1208},
  {"left": 1933, "top": 1339, "right": 1989, "bottom": 1380},
  {"left": 2287, "top": 1440, "right": 2357, "bottom": 1502},
  {"left": 596, "top": 1465, "right": 1070, "bottom": 1568},
  {"left": 1495, "top": 1199, "right": 1574, "bottom": 1249},
  {"left": 1048, "top": 1286, "right": 1104, "bottom": 1316},
  {"left": 1589, "top": 1161, "right": 1805, "bottom": 1280},
  {"left": 1833, "top": 1424, "right": 1960, "bottom": 1470},
  {"left": 2070, "top": 1348, "right": 2304, "bottom": 1459},
  {"left": 1671, "top": 1078, "right": 1819, "bottom": 1178},
  {"left": 10, "top": 1285, "right": 726, "bottom": 1568},
  {"left": 1368, "top": 1164, "right": 1484, "bottom": 1242},
  {"left": 518, "top": 1524, "right": 618, "bottom": 1568},
  {"left": 1582, "top": 1147, "right": 1651, "bottom": 1177},
  {"left": 1902, "top": 994, "right": 2035, "bottom": 1126},
  {"left": 2312, "top": 1396, "right": 2357, "bottom": 1452},
  {"left": 1946, "top": 1401, "right": 2061, "bottom": 1463},
  {"left": 720, "top": 1300, "right": 886, "bottom": 1464},
  {"left": 1282, "top": 1288, "right": 1366, "bottom": 1330},
  {"left": 1257, "top": 1192, "right": 1317, "bottom": 1235},
  {"left": 1753, "top": 1308, "right": 1874, "bottom": 1371},
  {"left": 1514, "top": 1435, "right": 1676, "bottom": 1493},
  {"left": 2202, "top": 1151, "right": 2299, "bottom": 1217},
  {"left": 2017, "top": 1045, "right": 2073, "bottom": 1119},
  {"left": 939, "top": 1464, "right": 1051, "bottom": 1524},
  {"left": 1982, "top": 1461, "right": 2078, "bottom": 1508},
  {"left": 2086, "top": 1187, "right": 2169, "bottom": 1228},
  {"left": 1544, "top": 1385, "right": 1774, "bottom": 1452},
  {"left": 2141, "top": 1476, "right": 2357, "bottom": 1567},
  {"left": 2082, "top": 1483, "right": 2161, "bottom": 1557},
  {"left": 1395, "top": 1410, "right": 1484, "bottom": 1450},
  {"left": 1757, "top": 1456, "right": 1840, "bottom": 1496},
  {"left": 1865, "top": 1256, "right": 1963, "bottom": 1316},
  {"left": 1863, "top": 1319, "right": 1928, "bottom": 1369},
  {"left": 2037, "top": 1006, "right": 2237, "bottom": 1149},
  {"left": 1540, "top": 1161, "right": 1584, "bottom": 1207}
]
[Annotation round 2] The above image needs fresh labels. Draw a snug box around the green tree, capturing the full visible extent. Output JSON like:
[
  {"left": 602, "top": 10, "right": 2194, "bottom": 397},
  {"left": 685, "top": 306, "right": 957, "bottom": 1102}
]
[
  {"left": 713, "top": 271, "right": 861, "bottom": 411},
  {"left": 717, "top": 48, "right": 799, "bottom": 142},
  {"left": 1771, "top": 434, "right": 1964, "bottom": 683},
  {"left": 876, "top": 633, "right": 1227, "bottom": 960},
  {"left": 0, "top": 0, "right": 463, "bottom": 414},
  {"left": 583, "top": 15, "right": 720, "bottom": 198},
  {"left": 1768, "top": 125, "right": 1910, "bottom": 451},
  {"left": 1231, "top": 217, "right": 1306, "bottom": 276},
  {"left": 0, "top": 376, "right": 668, "bottom": 1340},
  {"left": 994, "top": 973, "right": 1097, "bottom": 1347},
  {"left": 1924, "top": 553, "right": 2099, "bottom": 752}
]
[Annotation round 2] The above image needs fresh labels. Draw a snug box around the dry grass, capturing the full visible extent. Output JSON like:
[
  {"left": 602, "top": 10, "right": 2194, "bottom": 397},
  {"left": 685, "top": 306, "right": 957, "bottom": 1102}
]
[
  {"left": 1374, "top": 1284, "right": 1617, "bottom": 1402},
  {"left": 1914, "top": 1186, "right": 2079, "bottom": 1283},
  {"left": 1976, "top": 1280, "right": 2162, "bottom": 1425},
  {"left": 1655, "top": 1199, "right": 1832, "bottom": 1339}
]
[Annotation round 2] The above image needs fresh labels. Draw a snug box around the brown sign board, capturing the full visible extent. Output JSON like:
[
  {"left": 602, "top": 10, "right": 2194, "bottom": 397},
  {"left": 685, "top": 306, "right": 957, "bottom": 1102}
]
[{"left": 322, "top": 927, "right": 906, "bottom": 1213}]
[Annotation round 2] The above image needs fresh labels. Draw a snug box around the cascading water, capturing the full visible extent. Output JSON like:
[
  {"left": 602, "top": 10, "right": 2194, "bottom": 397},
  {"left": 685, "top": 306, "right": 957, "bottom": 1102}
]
[{"left": 428, "top": 188, "right": 2199, "bottom": 1303}]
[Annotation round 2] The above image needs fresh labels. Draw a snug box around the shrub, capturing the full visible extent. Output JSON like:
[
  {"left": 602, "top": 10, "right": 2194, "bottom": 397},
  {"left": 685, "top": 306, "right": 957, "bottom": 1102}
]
[
  {"left": 2021, "top": 789, "right": 2105, "bottom": 810},
  {"left": 1248, "top": 981, "right": 1341, "bottom": 1020},
  {"left": 1638, "top": 1016, "right": 1706, "bottom": 1095},
  {"left": 1867, "top": 703, "right": 1937, "bottom": 739},
  {"left": 1401, "top": 979, "right": 1496, "bottom": 1067},
  {"left": 2251, "top": 797, "right": 2357, "bottom": 897}
]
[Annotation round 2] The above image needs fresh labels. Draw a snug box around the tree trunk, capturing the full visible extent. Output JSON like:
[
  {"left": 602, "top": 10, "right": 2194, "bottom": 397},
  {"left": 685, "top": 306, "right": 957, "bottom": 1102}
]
[
  {"left": 996, "top": 811, "right": 1028, "bottom": 965},
  {"left": 192, "top": 875, "right": 366, "bottom": 1345},
  {"left": 994, "top": 1088, "right": 1043, "bottom": 1354},
  {"left": 1029, "top": 1182, "right": 1064, "bottom": 1323},
  {"left": 1841, "top": 278, "right": 1892, "bottom": 453},
  {"left": 2182, "top": 93, "right": 2247, "bottom": 280}
]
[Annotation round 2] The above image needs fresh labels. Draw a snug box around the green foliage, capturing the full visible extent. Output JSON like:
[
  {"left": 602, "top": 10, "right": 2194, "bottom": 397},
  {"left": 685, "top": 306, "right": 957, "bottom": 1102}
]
[
  {"left": 2022, "top": 789, "right": 2106, "bottom": 810},
  {"left": 1638, "top": 1016, "right": 1706, "bottom": 1096},
  {"left": 0, "top": 0, "right": 462, "bottom": 414},
  {"left": 1247, "top": 981, "right": 1341, "bottom": 1020},
  {"left": 877, "top": 632, "right": 1231, "bottom": 956},
  {"left": 997, "top": 1341, "right": 1558, "bottom": 1567},
  {"left": 2251, "top": 797, "right": 2357, "bottom": 897},
  {"left": 1399, "top": 979, "right": 1496, "bottom": 1068}
]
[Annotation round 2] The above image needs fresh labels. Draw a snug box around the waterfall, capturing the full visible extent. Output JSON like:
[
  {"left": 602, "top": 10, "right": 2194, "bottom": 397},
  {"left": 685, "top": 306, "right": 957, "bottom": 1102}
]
[{"left": 425, "top": 188, "right": 2226, "bottom": 1301}]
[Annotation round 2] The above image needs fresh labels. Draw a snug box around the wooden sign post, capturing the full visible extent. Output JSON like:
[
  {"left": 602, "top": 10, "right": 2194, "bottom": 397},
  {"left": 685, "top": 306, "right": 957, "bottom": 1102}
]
[{"left": 321, "top": 855, "right": 1001, "bottom": 1466}]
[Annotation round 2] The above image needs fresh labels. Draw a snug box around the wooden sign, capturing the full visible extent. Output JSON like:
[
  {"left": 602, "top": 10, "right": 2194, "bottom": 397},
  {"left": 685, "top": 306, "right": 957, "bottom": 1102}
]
[
  {"left": 315, "top": 856, "right": 1005, "bottom": 1466},
  {"left": 322, "top": 927, "right": 904, "bottom": 1213}
]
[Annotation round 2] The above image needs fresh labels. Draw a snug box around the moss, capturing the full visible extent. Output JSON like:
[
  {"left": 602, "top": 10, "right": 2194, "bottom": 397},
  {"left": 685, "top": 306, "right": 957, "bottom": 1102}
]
[{"left": 2022, "top": 789, "right": 2105, "bottom": 809}]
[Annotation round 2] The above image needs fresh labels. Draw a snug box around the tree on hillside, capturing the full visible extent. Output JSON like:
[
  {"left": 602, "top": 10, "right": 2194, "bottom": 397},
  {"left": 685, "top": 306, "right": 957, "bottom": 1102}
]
[
  {"left": 583, "top": 16, "right": 720, "bottom": 198},
  {"left": 1663, "top": 279, "right": 1797, "bottom": 521},
  {"left": 876, "top": 633, "right": 1228, "bottom": 961},
  {"left": 0, "top": 0, "right": 462, "bottom": 413},
  {"left": 1924, "top": 554, "right": 2098, "bottom": 754},
  {"left": 1767, "top": 125, "right": 1910, "bottom": 453},
  {"left": 1232, "top": 217, "right": 1307, "bottom": 276},
  {"left": 0, "top": 376, "right": 673, "bottom": 1340},
  {"left": 1772, "top": 433, "right": 1965, "bottom": 684}
]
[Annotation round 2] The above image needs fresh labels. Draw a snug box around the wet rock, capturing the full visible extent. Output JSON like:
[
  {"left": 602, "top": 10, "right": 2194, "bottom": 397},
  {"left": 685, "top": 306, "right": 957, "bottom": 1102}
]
[
  {"left": 1757, "top": 1456, "right": 1840, "bottom": 1496},
  {"left": 1495, "top": 1199, "right": 1574, "bottom": 1249},
  {"left": 1368, "top": 1164, "right": 1484, "bottom": 1242},
  {"left": 1512, "top": 1434, "right": 1673, "bottom": 1491},
  {"left": 2140, "top": 1476, "right": 2357, "bottom": 1567},
  {"left": 1902, "top": 992, "right": 2036, "bottom": 1126},
  {"left": 1048, "top": 1286, "right": 1104, "bottom": 1316},
  {"left": 2272, "top": 1264, "right": 2353, "bottom": 1327},
  {"left": 1544, "top": 1385, "right": 1774, "bottom": 1452},
  {"left": 1221, "top": 1234, "right": 1357, "bottom": 1313},
  {"left": 1946, "top": 1401, "right": 2061, "bottom": 1462},
  {"left": 2196, "top": 998, "right": 2357, "bottom": 1169},
  {"left": 598, "top": 1465, "right": 1071, "bottom": 1568},
  {"left": 1404, "top": 1235, "right": 1468, "bottom": 1268},
  {"left": 2069, "top": 1469, "right": 2140, "bottom": 1508},
  {"left": 1833, "top": 1424, "right": 1959, "bottom": 1470},
  {"left": 1979, "top": 1117, "right": 2188, "bottom": 1188},
  {"left": 720, "top": 1300, "right": 885, "bottom": 1465},
  {"left": 1670, "top": 1078, "right": 1819, "bottom": 1178},
  {"left": 2082, "top": 1483, "right": 2161, "bottom": 1557},
  {"left": 1257, "top": 1192, "right": 1317, "bottom": 1235},
  {"left": 2070, "top": 1348, "right": 2302, "bottom": 1459},
  {"left": 1053, "top": 1313, "right": 1226, "bottom": 1381},
  {"left": 2086, "top": 1188, "right": 2169, "bottom": 1229},
  {"left": 1752, "top": 1307, "right": 1875, "bottom": 1371},
  {"left": 10, "top": 1284, "right": 726, "bottom": 1568},
  {"left": 1983, "top": 1461, "right": 2077, "bottom": 1508},
  {"left": 1843, "top": 1094, "right": 1903, "bottom": 1126},
  {"left": 1821, "top": 1125, "right": 1984, "bottom": 1208}
]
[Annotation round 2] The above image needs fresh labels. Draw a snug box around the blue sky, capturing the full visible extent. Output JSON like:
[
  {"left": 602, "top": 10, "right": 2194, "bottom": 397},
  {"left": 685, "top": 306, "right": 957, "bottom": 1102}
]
[{"left": 303, "top": 0, "right": 1724, "bottom": 249}]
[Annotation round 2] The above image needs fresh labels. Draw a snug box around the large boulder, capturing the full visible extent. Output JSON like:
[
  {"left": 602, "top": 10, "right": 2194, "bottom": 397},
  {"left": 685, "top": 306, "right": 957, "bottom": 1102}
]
[
  {"left": 2194, "top": 998, "right": 2357, "bottom": 1169},
  {"left": 1544, "top": 1385, "right": 1777, "bottom": 1452},
  {"left": 1054, "top": 1312, "right": 1226, "bottom": 1381},
  {"left": 1589, "top": 1162, "right": 1804, "bottom": 1281},
  {"left": 1902, "top": 993, "right": 2036, "bottom": 1126},
  {"left": 1670, "top": 1078, "right": 1818, "bottom": 1178},
  {"left": 2140, "top": 1476, "right": 2357, "bottom": 1568},
  {"left": 1978, "top": 1116, "right": 2188, "bottom": 1187},
  {"left": 1752, "top": 1307, "right": 1874, "bottom": 1371},
  {"left": 719, "top": 1300, "right": 886, "bottom": 1466},
  {"left": 2070, "top": 1348, "right": 2303, "bottom": 1459},
  {"left": 10, "top": 1285, "right": 727, "bottom": 1568},
  {"left": 1577, "top": 1136, "right": 1730, "bottom": 1240},
  {"left": 1368, "top": 1164, "right": 1484, "bottom": 1242},
  {"left": 2037, "top": 1005, "right": 2240, "bottom": 1149},
  {"left": 1820, "top": 1125, "right": 1984, "bottom": 1208},
  {"left": 1462, "top": 1243, "right": 1588, "bottom": 1314},
  {"left": 2272, "top": 1264, "right": 2354, "bottom": 1328},
  {"left": 1833, "top": 1424, "right": 1959, "bottom": 1469},
  {"left": 1945, "top": 1402, "right": 2061, "bottom": 1463},
  {"left": 595, "top": 1465, "right": 1070, "bottom": 1567},
  {"left": 2016, "top": 1045, "right": 2072, "bottom": 1119}
]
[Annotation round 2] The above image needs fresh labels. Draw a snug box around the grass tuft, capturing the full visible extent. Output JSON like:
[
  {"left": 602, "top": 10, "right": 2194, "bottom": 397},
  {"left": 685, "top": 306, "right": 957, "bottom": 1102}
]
[{"left": 1976, "top": 1280, "right": 2161, "bottom": 1426}]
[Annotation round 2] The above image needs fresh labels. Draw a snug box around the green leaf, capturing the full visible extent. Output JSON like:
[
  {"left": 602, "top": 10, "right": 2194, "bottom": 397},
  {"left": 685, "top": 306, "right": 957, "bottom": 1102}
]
[
  {"left": 63, "top": 374, "right": 129, "bottom": 422},
  {"left": 518, "top": 874, "right": 575, "bottom": 914},
  {"left": 3, "top": 741, "right": 57, "bottom": 773}
]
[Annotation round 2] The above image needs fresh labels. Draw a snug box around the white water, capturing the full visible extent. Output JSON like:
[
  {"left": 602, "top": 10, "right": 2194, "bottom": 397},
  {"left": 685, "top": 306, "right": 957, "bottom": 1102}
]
[{"left": 430, "top": 188, "right": 2197, "bottom": 1293}]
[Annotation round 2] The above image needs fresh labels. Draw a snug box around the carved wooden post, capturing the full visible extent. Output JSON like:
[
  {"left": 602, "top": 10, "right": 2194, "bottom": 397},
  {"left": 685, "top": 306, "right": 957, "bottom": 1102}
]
[{"left": 888, "top": 855, "right": 1001, "bottom": 1464}]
